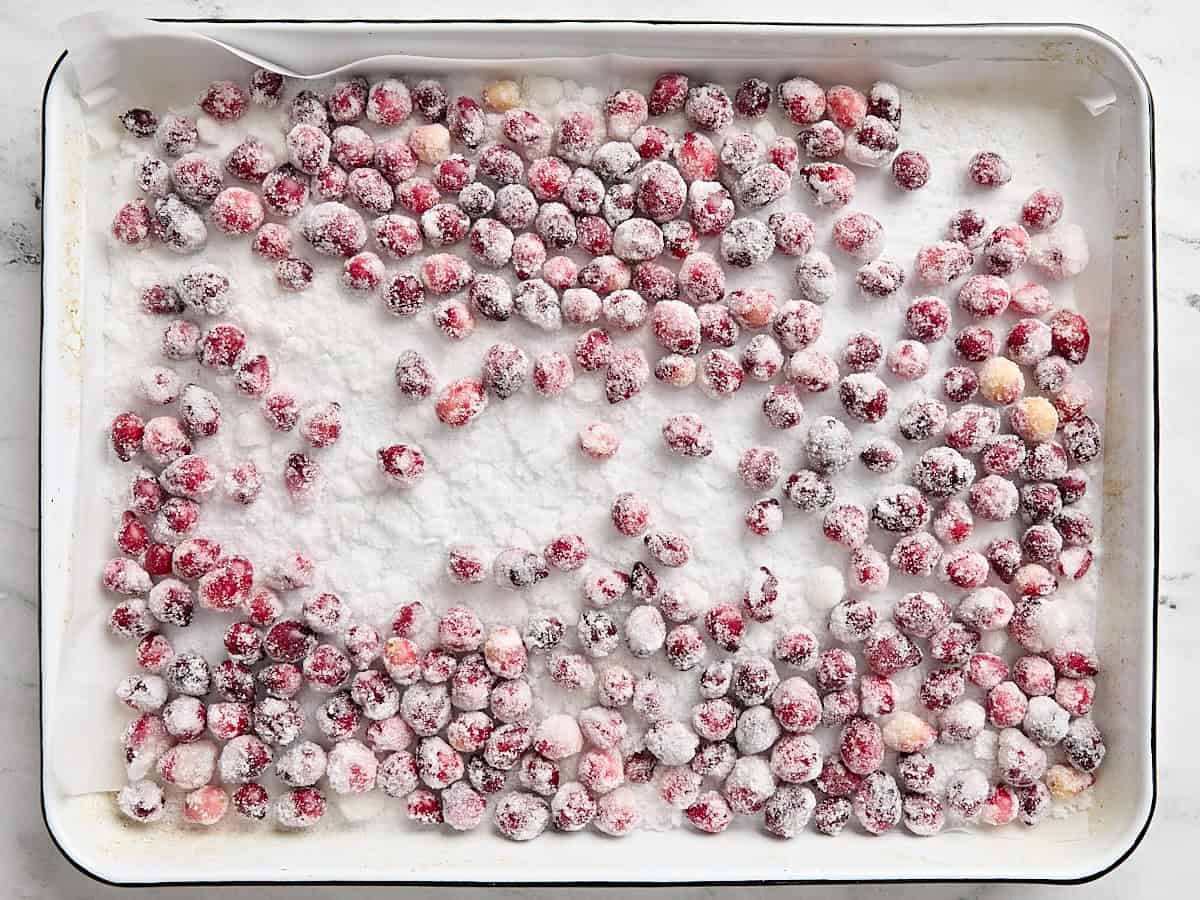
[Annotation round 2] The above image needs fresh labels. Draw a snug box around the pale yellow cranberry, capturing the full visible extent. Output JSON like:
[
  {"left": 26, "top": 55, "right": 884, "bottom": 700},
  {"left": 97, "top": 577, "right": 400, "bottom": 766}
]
[
  {"left": 727, "top": 287, "right": 777, "bottom": 329},
  {"left": 482, "top": 80, "right": 522, "bottom": 112},
  {"left": 978, "top": 357, "right": 1025, "bottom": 405},
  {"left": 408, "top": 124, "right": 451, "bottom": 164},
  {"left": 1046, "top": 764, "right": 1095, "bottom": 800},
  {"left": 881, "top": 711, "right": 937, "bottom": 753},
  {"left": 1009, "top": 396, "right": 1059, "bottom": 443}
]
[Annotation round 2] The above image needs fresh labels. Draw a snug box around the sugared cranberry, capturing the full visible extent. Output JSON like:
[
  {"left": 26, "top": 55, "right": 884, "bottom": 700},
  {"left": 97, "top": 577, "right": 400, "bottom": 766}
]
[{"left": 968, "top": 151, "right": 1012, "bottom": 187}]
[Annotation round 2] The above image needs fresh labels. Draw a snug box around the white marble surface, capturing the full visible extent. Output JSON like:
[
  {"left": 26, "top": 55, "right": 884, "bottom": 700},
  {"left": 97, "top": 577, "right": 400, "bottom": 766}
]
[{"left": 3, "top": 0, "right": 1194, "bottom": 896}]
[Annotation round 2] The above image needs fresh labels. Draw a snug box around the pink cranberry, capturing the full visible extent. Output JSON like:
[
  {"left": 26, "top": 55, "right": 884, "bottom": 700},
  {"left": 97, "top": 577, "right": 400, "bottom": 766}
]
[
  {"left": 674, "top": 132, "right": 718, "bottom": 182},
  {"left": 139, "top": 282, "right": 181, "bottom": 316},
  {"left": 154, "top": 113, "right": 199, "bottom": 157},
  {"left": 373, "top": 213, "right": 423, "bottom": 259},
  {"left": 135, "top": 633, "right": 174, "bottom": 674},
  {"left": 554, "top": 110, "right": 602, "bottom": 164},
  {"left": 968, "top": 151, "right": 1012, "bottom": 187},
  {"left": 889, "top": 342, "right": 932, "bottom": 381},
  {"left": 838, "top": 373, "right": 889, "bottom": 423},
  {"left": 984, "top": 222, "right": 1034, "bottom": 275},
  {"left": 1022, "top": 188, "right": 1065, "bottom": 231},
  {"left": 685, "top": 83, "right": 733, "bottom": 131},
  {"left": 223, "top": 136, "right": 274, "bottom": 183},
  {"left": 855, "top": 256, "right": 905, "bottom": 298},
  {"left": 273, "top": 257, "right": 313, "bottom": 292},
  {"left": 110, "top": 412, "right": 145, "bottom": 462},
  {"left": 394, "top": 176, "right": 441, "bottom": 215},
  {"left": 844, "top": 116, "right": 899, "bottom": 167},
  {"left": 434, "top": 377, "right": 487, "bottom": 428},
  {"left": 363, "top": 78, "right": 412, "bottom": 128},
  {"left": 630, "top": 125, "right": 673, "bottom": 162},
  {"left": 120, "top": 106, "right": 158, "bottom": 138},
  {"left": 832, "top": 211, "right": 885, "bottom": 261},
  {"left": 634, "top": 161, "right": 687, "bottom": 223},
  {"left": 198, "top": 79, "right": 247, "bottom": 121},
  {"left": 796, "top": 122, "right": 843, "bottom": 163},
  {"left": 744, "top": 499, "right": 783, "bottom": 536},
  {"left": 839, "top": 717, "right": 885, "bottom": 776},
  {"left": 301, "top": 201, "right": 367, "bottom": 257},
  {"left": 646, "top": 72, "right": 687, "bottom": 116},
  {"left": 778, "top": 76, "right": 825, "bottom": 124},
  {"left": 603, "top": 347, "right": 650, "bottom": 404},
  {"left": 686, "top": 182, "right": 733, "bottom": 237},
  {"left": 720, "top": 130, "right": 768, "bottom": 176},
  {"left": 111, "top": 198, "right": 152, "bottom": 246}
]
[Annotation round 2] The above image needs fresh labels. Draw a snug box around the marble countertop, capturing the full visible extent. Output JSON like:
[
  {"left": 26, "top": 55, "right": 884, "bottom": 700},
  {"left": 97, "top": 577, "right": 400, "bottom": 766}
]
[{"left": 4, "top": 1, "right": 1193, "bottom": 896}]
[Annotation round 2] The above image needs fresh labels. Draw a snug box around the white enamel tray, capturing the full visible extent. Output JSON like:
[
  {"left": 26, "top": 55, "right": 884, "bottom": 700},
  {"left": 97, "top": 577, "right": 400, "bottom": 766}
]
[{"left": 40, "top": 20, "right": 1157, "bottom": 886}]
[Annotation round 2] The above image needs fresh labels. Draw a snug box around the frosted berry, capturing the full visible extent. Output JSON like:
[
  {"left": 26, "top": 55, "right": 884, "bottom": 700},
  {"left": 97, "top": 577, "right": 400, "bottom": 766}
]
[
  {"left": 301, "top": 202, "right": 367, "bottom": 257},
  {"left": 844, "top": 116, "right": 898, "bottom": 167},
  {"left": 363, "top": 78, "right": 412, "bottom": 128},
  {"left": 435, "top": 377, "right": 487, "bottom": 428},
  {"left": 1031, "top": 224, "right": 1091, "bottom": 280},
  {"left": 1021, "top": 443, "right": 1069, "bottom": 483},
  {"left": 965, "top": 653, "right": 1010, "bottom": 692},
  {"left": 258, "top": 165, "right": 308, "bottom": 219},
  {"left": 860, "top": 438, "right": 902, "bottom": 474},
  {"left": 285, "top": 123, "right": 331, "bottom": 176},
  {"left": 493, "top": 548, "right": 550, "bottom": 591},
  {"left": 273, "top": 786, "right": 326, "bottom": 829},
  {"left": 152, "top": 113, "right": 199, "bottom": 158},
  {"left": 602, "top": 289, "right": 648, "bottom": 332},
  {"left": 631, "top": 124, "right": 673, "bottom": 162},
  {"left": 854, "top": 255, "right": 904, "bottom": 298},
  {"left": 893, "top": 150, "right": 931, "bottom": 190},
  {"left": 634, "top": 160, "right": 687, "bottom": 223},
  {"left": 312, "top": 163, "right": 348, "bottom": 200},
  {"left": 372, "top": 214, "right": 423, "bottom": 260},
  {"left": 968, "top": 151, "right": 1012, "bottom": 187},
  {"left": 734, "top": 163, "right": 790, "bottom": 209},
  {"left": 917, "top": 241, "right": 975, "bottom": 289},
  {"left": 662, "top": 414, "right": 713, "bottom": 458},
  {"left": 937, "top": 549, "right": 989, "bottom": 590},
  {"left": 554, "top": 110, "right": 603, "bottom": 164},
  {"left": 438, "top": 96, "right": 484, "bottom": 151},
  {"left": 375, "top": 444, "right": 425, "bottom": 488},
  {"left": 575, "top": 421, "right": 619, "bottom": 461},
  {"left": 913, "top": 446, "right": 977, "bottom": 498},
  {"left": 978, "top": 227, "right": 1030, "bottom": 282}
]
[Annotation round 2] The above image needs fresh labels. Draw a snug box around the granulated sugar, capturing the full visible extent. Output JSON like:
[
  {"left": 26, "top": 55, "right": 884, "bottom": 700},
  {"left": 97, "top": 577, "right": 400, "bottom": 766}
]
[{"left": 91, "top": 61, "right": 1115, "bottom": 838}]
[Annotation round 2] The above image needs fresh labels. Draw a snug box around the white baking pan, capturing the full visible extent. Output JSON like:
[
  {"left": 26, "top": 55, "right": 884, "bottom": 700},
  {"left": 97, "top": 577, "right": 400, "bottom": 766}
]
[{"left": 39, "top": 20, "right": 1157, "bottom": 886}]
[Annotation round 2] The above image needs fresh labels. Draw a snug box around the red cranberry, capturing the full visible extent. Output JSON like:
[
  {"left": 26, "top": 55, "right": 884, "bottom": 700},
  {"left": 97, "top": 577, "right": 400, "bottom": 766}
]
[
  {"left": 942, "top": 208, "right": 986, "bottom": 250},
  {"left": 606, "top": 491, "right": 651, "bottom": 538},
  {"left": 684, "top": 83, "right": 733, "bottom": 131},
  {"left": 1021, "top": 188, "right": 1065, "bottom": 231},
  {"left": 839, "top": 373, "right": 889, "bottom": 423},
  {"left": 855, "top": 256, "right": 905, "bottom": 298},
  {"left": 893, "top": 150, "right": 931, "bottom": 190},
  {"left": 968, "top": 151, "right": 1012, "bottom": 187},
  {"left": 1049, "top": 309, "right": 1091, "bottom": 364},
  {"left": 111, "top": 198, "right": 152, "bottom": 246},
  {"left": 648, "top": 72, "right": 688, "bottom": 116},
  {"left": 154, "top": 113, "right": 199, "bottom": 157},
  {"left": 631, "top": 124, "right": 673, "bottom": 161},
  {"left": 980, "top": 225, "right": 1030, "bottom": 279}
]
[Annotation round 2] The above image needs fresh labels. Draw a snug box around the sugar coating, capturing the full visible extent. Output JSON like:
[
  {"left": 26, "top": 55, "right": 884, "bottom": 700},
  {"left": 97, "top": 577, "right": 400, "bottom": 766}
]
[{"left": 97, "top": 64, "right": 1111, "bottom": 844}]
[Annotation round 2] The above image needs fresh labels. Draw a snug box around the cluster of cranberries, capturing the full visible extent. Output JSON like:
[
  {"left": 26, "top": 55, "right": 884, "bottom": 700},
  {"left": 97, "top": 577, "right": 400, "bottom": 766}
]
[{"left": 109, "top": 65, "right": 1105, "bottom": 840}]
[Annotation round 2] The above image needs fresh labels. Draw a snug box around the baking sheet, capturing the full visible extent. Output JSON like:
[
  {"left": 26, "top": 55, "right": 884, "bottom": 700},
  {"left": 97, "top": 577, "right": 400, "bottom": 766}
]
[{"left": 40, "top": 17, "right": 1154, "bottom": 883}]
